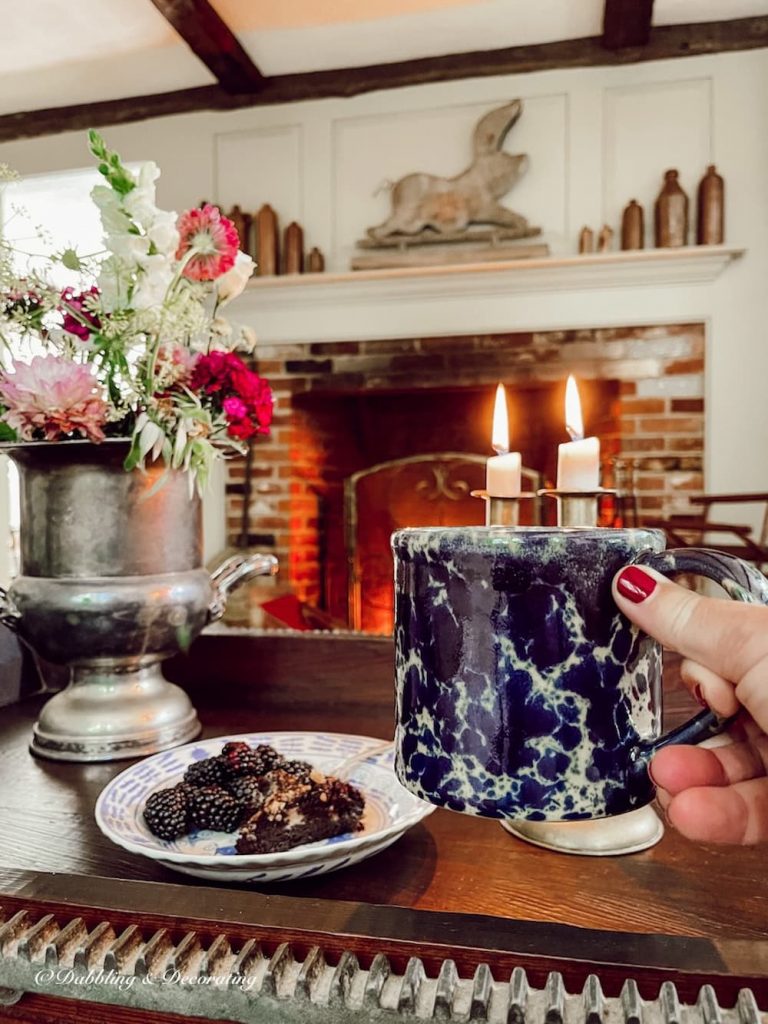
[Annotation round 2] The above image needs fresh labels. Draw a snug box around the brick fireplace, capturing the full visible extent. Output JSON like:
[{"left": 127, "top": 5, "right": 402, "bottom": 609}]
[{"left": 226, "top": 322, "right": 704, "bottom": 631}]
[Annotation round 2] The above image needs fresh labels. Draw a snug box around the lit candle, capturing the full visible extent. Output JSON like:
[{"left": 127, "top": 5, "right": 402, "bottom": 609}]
[
  {"left": 486, "top": 383, "right": 522, "bottom": 497},
  {"left": 557, "top": 376, "right": 600, "bottom": 490}
]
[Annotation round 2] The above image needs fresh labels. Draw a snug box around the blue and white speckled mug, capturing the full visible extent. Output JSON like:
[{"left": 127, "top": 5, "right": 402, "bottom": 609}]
[{"left": 393, "top": 527, "right": 768, "bottom": 822}]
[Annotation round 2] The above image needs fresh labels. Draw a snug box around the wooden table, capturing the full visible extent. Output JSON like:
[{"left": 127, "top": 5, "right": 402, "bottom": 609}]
[{"left": 0, "top": 631, "right": 765, "bottom": 1023}]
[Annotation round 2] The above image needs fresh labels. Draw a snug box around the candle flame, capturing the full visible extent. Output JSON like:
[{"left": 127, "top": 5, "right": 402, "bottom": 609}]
[
  {"left": 491, "top": 383, "right": 510, "bottom": 454},
  {"left": 565, "top": 375, "right": 584, "bottom": 441}
]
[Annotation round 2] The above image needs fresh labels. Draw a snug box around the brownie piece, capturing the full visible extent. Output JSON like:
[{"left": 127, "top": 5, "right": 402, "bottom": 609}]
[{"left": 235, "top": 768, "right": 365, "bottom": 854}]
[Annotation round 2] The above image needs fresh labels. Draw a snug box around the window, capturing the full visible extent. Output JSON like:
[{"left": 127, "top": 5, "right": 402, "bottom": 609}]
[{"left": 0, "top": 166, "right": 106, "bottom": 584}]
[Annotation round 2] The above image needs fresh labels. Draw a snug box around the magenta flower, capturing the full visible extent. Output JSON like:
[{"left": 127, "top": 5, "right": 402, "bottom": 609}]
[
  {"left": 190, "top": 351, "right": 273, "bottom": 441},
  {"left": 60, "top": 286, "right": 101, "bottom": 342},
  {"left": 0, "top": 355, "right": 109, "bottom": 442},
  {"left": 222, "top": 396, "right": 248, "bottom": 420},
  {"left": 175, "top": 204, "right": 239, "bottom": 282}
]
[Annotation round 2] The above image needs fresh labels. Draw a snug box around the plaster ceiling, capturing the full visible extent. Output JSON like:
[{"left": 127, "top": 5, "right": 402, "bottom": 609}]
[{"left": 0, "top": 0, "right": 766, "bottom": 116}]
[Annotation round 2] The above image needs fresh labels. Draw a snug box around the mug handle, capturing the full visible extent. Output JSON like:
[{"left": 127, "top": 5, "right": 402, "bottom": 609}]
[{"left": 625, "top": 547, "right": 768, "bottom": 786}]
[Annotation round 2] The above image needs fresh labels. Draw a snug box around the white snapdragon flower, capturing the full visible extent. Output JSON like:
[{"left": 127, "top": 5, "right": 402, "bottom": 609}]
[
  {"left": 215, "top": 251, "right": 255, "bottom": 306},
  {"left": 132, "top": 254, "right": 175, "bottom": 310},
  {"left": 91, "top": 185, "right": 132, "bottom": 236},
  {"left": 123, "top": 162, "right": 161, "bottom": 226},
  {"left": 147, "top": 210, "right": 179, "bottom": 257},
  {"left": 106, "top": 233, "right": 152, "bottom": 262}
]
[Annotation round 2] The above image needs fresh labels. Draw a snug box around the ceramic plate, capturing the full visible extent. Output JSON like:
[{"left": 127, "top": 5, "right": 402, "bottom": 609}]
[{"left": 95, "top": 731, "right": 434, "bottom": 882}]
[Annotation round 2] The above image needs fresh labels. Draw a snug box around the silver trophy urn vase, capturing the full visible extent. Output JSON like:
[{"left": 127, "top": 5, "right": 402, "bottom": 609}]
[{"left": 0, "top": 440, "right": 277, "bottom": 762}]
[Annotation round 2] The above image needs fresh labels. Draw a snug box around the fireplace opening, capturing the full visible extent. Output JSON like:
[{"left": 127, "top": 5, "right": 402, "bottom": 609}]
[
  {"left": 225, "top": 324, "right": 705, "bottom": 633},
  {"left": 290, "top": 380, "right": 621, "bottom": 632}
]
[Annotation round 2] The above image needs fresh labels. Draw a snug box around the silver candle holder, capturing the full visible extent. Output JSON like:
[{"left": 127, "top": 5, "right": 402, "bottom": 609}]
[
  {"left": 478, "top": 486, "right": 664, "bottom": 856},
  {"left": 470, "top": 490, "right": 523, "bottom": 527},
  {"left": 545, "top": 489, "right": 602, "bottom": 528}
]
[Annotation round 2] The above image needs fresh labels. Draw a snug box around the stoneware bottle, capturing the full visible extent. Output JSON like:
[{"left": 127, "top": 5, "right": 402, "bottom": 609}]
[
  {"left": 597, "top": 225, "right": 614, "bottom": 252},
  {"left": 621, "top": 200, "right": 644, "bottom": 250},
  {"left": 283, "top": 221, "right": 304, "bottom": 274},
  {"left": 578, "top": 226, "right": 594, "bottom": 254},
  {"left": 255, "top": 204, "right": 279, "bottom": 276},
  {"left": 227, "top": 204, "right": 251, "bottom": 254},
  {"left": 697, "top": 164, "right": 725, "bottom": 245},
  {"left": 307, "top": 247, "right": 325, "bottom": 273},
  {"left": 654, "top": 170, "right": 689, "bottom": 248}
]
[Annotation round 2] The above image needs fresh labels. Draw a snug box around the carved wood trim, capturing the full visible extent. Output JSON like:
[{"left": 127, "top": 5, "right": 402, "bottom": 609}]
[
  {"left": 0, "top": 869, "right": 765, "bottom": 1004},
  {"left": 147, "top": 0, "right": 263, "bottom": 94},
  {"left": 0, "top": 17, "right": 766, "bottom": 143},
  {"left": 0, "top": 874, "right": 765, "bottom": 1020},
  {"left": 602, "top": 0, "right": 655, "bottom": 50}
]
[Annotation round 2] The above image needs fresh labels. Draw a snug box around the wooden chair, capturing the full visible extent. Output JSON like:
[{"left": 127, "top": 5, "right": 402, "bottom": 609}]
[
  {"left": 644, "top": 492, "right": 768, "bottom": 571},
  {"left": 345, "top": 453, "right": 541, "bottom": 633}
]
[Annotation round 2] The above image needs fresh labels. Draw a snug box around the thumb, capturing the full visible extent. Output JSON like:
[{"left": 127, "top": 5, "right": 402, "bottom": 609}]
[{"left": 612, "top": 566, "right": 768, "bottom": 729}]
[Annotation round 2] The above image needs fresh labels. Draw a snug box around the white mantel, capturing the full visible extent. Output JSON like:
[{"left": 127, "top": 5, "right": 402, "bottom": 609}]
[{"left": 240, "top": 245, "right": 744, "bottom": 344}]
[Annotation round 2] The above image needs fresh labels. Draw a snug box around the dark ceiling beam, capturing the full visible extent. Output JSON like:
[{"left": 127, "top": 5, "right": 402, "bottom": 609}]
[
  {"left": 602, "top": 0, "right": 655, "bottom": 50},
  {"left": 0, "top": 16, "right": 766, "bottom": 145},
  {"left": 148, "top": 0, "right": 264, "bottom": 93}
]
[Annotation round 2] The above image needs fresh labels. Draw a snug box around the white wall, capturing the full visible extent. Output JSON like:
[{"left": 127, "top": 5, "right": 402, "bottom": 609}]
[{"left": 2, "top": 48, "right": 767, "bottom": 509}]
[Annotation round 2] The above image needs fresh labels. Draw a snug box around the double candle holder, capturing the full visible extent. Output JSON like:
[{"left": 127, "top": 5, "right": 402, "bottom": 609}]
[{"left": 472, "top": 485, "right": 665, "bottom": 857}]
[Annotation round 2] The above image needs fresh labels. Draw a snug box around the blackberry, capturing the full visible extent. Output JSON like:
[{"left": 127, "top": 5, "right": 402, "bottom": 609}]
[
  {"left": 188, "top": 785, "right": 244, "bottom": 832},
  {"left": 144, "top": 787, "right": 189, "bottom": 841},
  {"left": 226, "top": 775, "right": 266, "bottom": 815},
  {"left": 184, "top": 755, "right": 229, "bottom": 788},
  {"left": 222, "top": 741, "right": 282, "bottom": 777},
  {"left": 280, "top": 759, "right": 313, "bottom": 780}
]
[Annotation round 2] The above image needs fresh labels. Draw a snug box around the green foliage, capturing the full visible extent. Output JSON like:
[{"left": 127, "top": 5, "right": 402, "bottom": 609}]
[{"left": 88, "top": 130, "right": 136, "bottom": 196}]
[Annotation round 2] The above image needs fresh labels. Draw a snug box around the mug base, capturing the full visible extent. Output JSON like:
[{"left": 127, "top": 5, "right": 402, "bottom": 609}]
[{"left": 501, "top": 804, "right": 663, "bottom": 856}]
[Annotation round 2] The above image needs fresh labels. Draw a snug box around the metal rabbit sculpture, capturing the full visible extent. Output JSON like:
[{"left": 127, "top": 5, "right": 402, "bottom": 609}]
[{"left": 366, "top": 100, "right": 539, "bottom": 242}]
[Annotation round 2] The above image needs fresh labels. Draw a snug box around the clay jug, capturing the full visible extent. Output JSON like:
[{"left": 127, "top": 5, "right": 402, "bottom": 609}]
[
  {"left": 227, "top": 205, "right": 251, "bottom": 254},
  {"left": 254, "top": 204, "right": 279, "bottom": 276},
  {"left": 655, "top": 170, "right": 688, "bottom": 248},
  {"left": 696, "top": 165, "right": 724, "bottom": 245},
  {"left": 283, "top": 221, "right": 304, "bottom": 274},
  {"left": 597, "top": 225, "right": 614, "bottom": 252},
  {"left": 578, "top": 227, "right": 594, "bottom": 254},
  {"left": 621, "top": 200, "right": 644, "bottom": 250},
  {"left": 307, "top": 247, "right": 325, "bottom": 273}
]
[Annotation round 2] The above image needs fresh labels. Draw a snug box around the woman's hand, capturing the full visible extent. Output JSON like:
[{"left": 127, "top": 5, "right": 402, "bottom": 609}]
[{"left": 612, "top": 565, "right": 768, "bottom": 844}]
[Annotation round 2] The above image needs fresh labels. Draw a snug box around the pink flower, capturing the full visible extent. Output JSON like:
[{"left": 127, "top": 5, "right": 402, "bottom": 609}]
[
  {"left": 0, "top": 355, "right": 108, "bottom": 442},
  {"left": 175, "top": 204, "right": 239, "bottom": 282},
  {"left": 60, "top": 286, "right": 101, "bottom": 342}
]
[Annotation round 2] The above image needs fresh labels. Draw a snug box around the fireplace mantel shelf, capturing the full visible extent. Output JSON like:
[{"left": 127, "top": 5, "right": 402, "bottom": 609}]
[
  {"left": 241, "top": 244, "right": 744, "bottom": 345},
  {"left": 246, "top": 245, "right": 743, "bottom": 304}
]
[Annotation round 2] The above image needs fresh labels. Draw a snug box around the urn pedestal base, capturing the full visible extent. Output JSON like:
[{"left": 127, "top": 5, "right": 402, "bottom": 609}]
[{"left": 30, "top": 661, "right": 201, "bottom": 762}]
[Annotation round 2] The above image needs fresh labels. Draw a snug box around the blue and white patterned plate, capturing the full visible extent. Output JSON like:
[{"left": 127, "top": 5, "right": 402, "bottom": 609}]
[{"left": 95, "top": 731, "right": 434, "bottom": 883}]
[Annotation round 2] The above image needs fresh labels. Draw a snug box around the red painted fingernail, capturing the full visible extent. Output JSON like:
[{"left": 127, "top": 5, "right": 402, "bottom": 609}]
[
  {"left": 616, "top": 566, "right": 657, "bottom": 604},
  {"left": 693, "top": 684, "right": 708, "bottom": 708}
]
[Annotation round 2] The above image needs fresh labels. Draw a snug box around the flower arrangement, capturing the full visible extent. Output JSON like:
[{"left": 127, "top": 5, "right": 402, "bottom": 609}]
[{"left": 0, "top": 131, "right": 272, "bottom": 491}]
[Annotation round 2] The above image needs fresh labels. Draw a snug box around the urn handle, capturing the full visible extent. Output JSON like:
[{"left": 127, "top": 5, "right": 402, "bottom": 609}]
[
  {"left": 208, "top": 552, "right": 279, "bottom": 623},
  {"left": 0, "top": 588, "right": 21, "bottom": 632}
]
